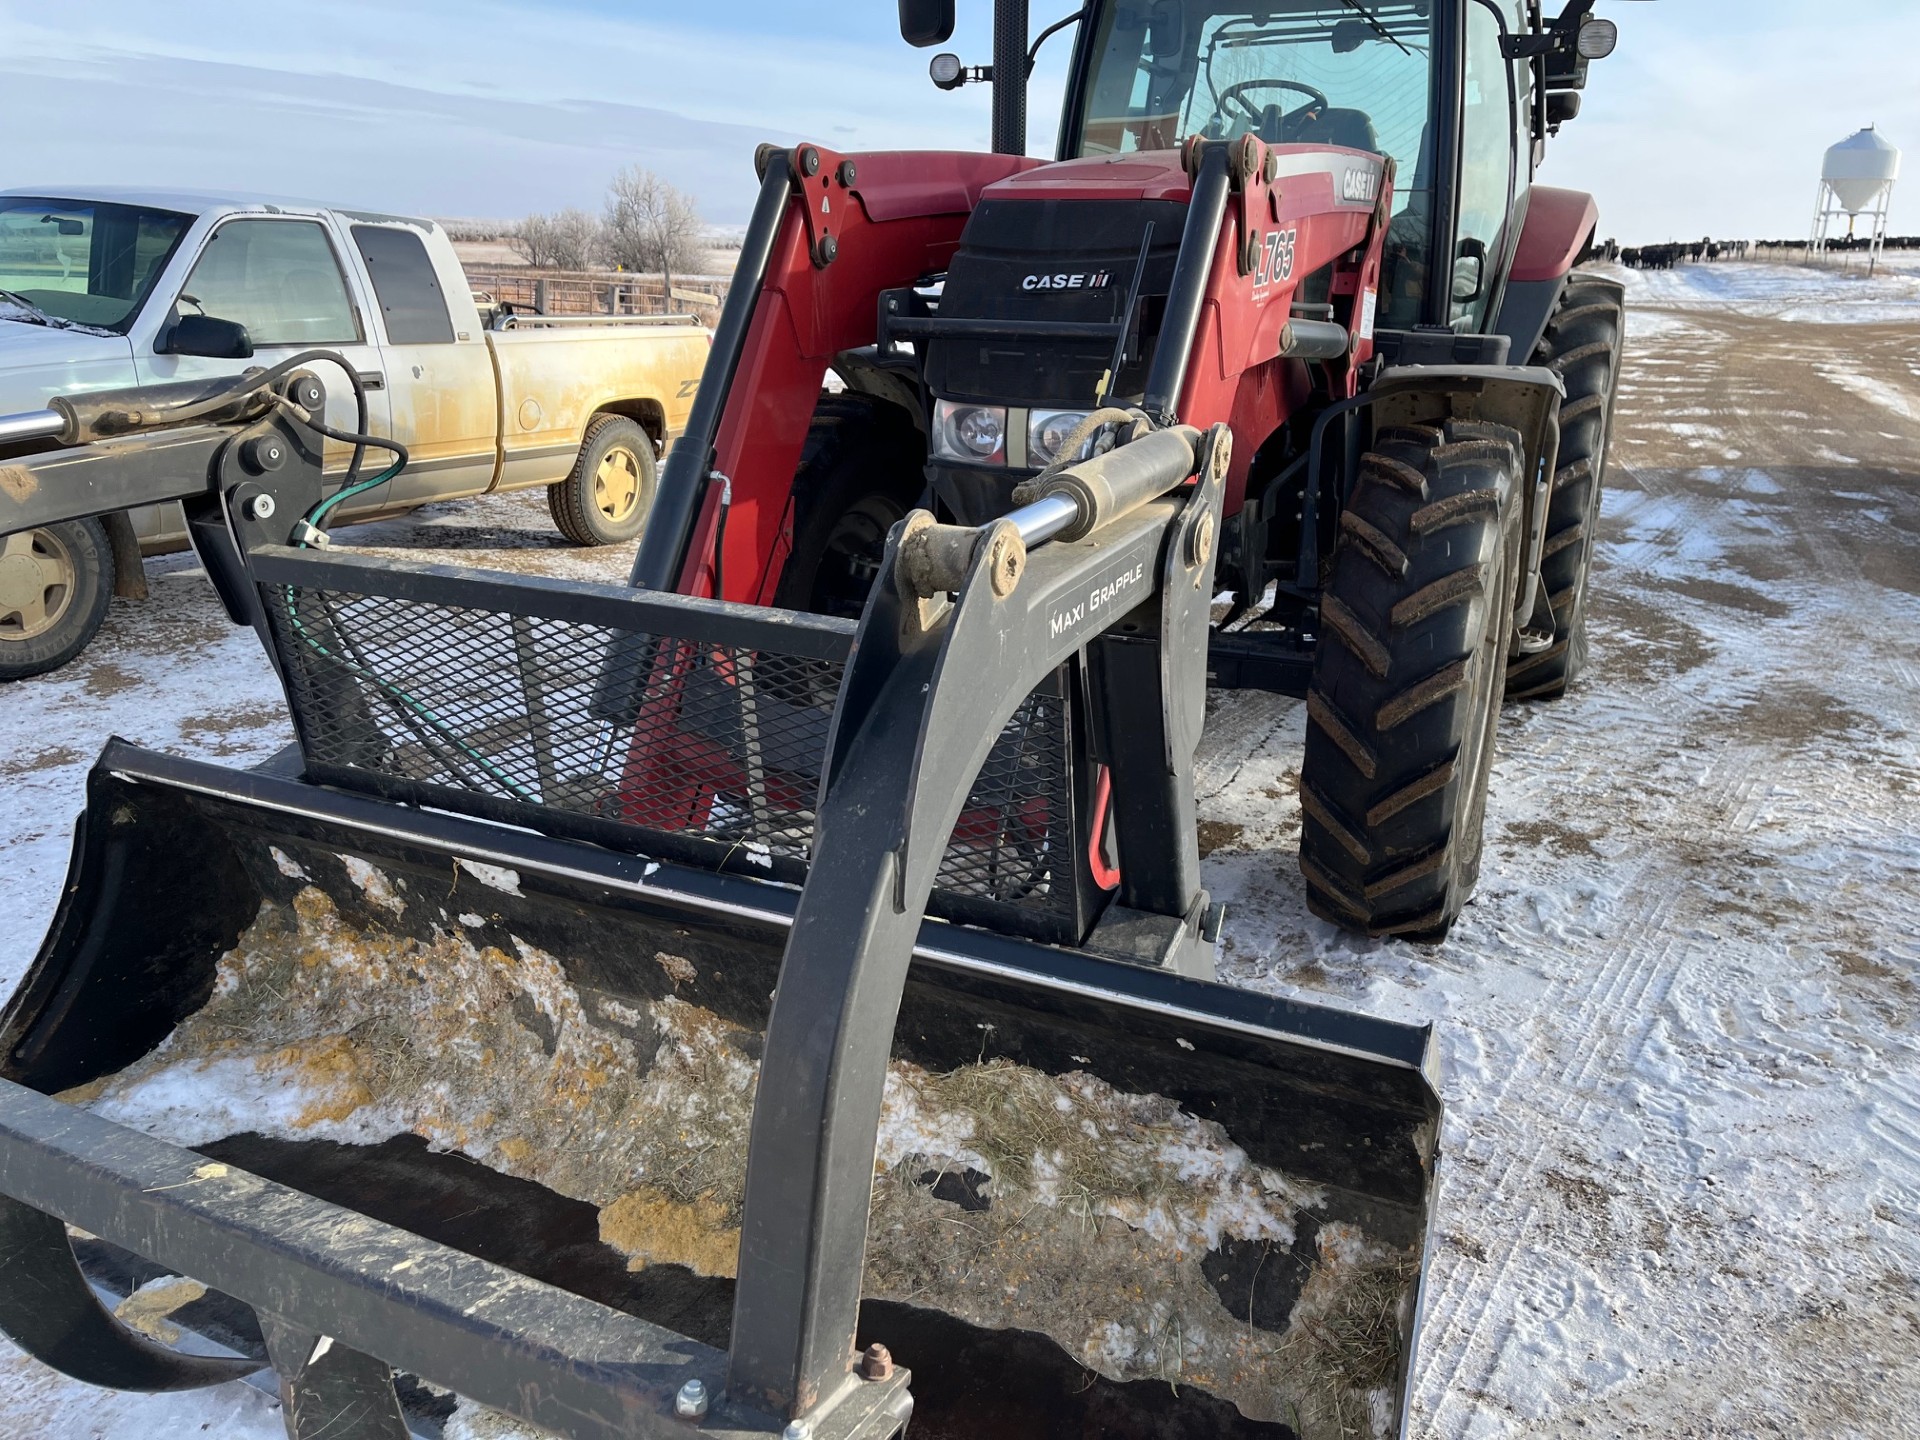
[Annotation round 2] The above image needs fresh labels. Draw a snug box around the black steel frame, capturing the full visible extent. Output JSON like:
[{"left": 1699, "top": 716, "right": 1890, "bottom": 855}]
[{"left": 0, "top": 408, "right": 1305, "bottom": 1438}]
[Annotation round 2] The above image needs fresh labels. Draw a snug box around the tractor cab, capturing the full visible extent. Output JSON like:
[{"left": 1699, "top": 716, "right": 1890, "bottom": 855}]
[{"left": 912, "top": 0, "right": 1617, "bottom": 334}]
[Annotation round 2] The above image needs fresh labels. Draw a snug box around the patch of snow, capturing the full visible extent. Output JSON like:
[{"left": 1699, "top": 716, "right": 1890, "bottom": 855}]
[
  {"left": 339, "top": 855, "right": 405, "bottom": 914},
  {"left": 457, "top": 859, "right": 523, "bottom": 895}
]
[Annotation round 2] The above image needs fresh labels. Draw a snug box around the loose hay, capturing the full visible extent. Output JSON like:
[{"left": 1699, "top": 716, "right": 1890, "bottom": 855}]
[{"left": 80, "top": 871, "right": 1417, "bottom": 1439}]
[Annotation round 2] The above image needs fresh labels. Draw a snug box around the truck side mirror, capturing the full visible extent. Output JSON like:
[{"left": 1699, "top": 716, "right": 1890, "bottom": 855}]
[
  {"left": 899, "top": 0, "right": 955, "bottom": 47},
  {"left": 163, "top": 315, "right": 255, "bottom": 360}
]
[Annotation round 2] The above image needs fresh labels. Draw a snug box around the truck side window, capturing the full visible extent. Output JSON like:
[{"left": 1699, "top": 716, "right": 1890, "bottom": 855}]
[
  {"left": 352, "top": 226, "right": 456, "bottom": 345},
  {"left": 180, "top": 219, "right": 359, "bottom": 346}
]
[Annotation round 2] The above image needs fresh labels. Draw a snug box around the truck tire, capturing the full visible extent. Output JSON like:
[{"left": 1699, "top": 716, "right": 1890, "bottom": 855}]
[
  {"left": 0, "top": 519, "right": 116, "bottom": 681},
  {"left": 548, "top": 415, "right": 657, "bottom": 546},
  {"left": 1505, "top": 273, "right": 1625, "bottom": 700},
  {"left": 1298, "top": 420, "right": 1525, "bottom": 941},
  {"left": 772, "top": 394, "right": 926, "bottom": 619}
]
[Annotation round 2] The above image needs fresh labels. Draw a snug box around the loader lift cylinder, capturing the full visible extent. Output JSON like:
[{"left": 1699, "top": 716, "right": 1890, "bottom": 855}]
[{"left": 1142, "top": 143, "right": 1232, "bottom": 424}]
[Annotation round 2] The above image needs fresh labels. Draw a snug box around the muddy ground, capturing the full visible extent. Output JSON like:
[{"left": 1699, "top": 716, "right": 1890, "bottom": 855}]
[{"left": 1, "top": 260, "right": 1917, "bottom": 1436}]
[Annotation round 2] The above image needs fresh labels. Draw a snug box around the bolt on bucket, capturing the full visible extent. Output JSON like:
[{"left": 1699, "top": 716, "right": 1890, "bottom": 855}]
[{"left": 1, "top": 744, "right": 1439, "bottom": 1440}]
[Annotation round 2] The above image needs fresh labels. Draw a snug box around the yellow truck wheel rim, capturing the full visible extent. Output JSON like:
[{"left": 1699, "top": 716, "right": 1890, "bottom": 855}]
[
  {"left": 594, "top": 447, "right": 643, "bottom": 523},
  {"left": 0, "top": 528, "right": 75, "bottom": 642}
]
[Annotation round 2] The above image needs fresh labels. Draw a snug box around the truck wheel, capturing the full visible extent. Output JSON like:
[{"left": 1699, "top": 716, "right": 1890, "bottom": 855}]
[
  {"left": 549, "top": 415, "right": 657, "bottom": 546},
  {"left": 772, "top": 395, "right": 926, "bottom": 619},
  {"left": 0, "top": 519, "right": 116, "bottom": 681},
  {"left": 1505, "top": 273, "right": 1625, "bottom": 700},
  {"left": 1298, "top": 420, "right": 1525, "bottom": 941}
]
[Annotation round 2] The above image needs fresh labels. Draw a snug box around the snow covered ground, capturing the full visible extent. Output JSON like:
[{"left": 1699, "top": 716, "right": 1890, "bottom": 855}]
[
  {"left": 1622, "top": 256, "right": 1920, "bottom": 326},
  {"left": 2, "top": 258, "right": 1918, "bottom": 1435}
]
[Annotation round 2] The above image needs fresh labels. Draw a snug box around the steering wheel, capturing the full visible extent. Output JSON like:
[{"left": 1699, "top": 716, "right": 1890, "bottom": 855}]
[{"left": 1214, "top": 78, "right": 1332, "bottom": 137}]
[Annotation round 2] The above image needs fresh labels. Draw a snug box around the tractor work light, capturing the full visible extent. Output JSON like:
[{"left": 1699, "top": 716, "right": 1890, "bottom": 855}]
[
  {"left": 1027, "top": 409, "right": 1095, "bottom": 468},
  {"left": 929, "top": 52, "right": 966, "bottom": 90},
  {"left": 933, "top": 399, "right": 1007, "bottom": 464},
  {"left": 1576, "top": 16, "right": 1618, "bottom": 58}
]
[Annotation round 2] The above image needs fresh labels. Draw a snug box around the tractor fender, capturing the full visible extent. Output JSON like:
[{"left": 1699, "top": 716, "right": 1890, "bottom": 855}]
[
  {"left": 1368, "top": 365, "right": 1565, "bottom": 630},
  {"left": 1494, "top": 187, "right": 1600, "bottom": 360}
]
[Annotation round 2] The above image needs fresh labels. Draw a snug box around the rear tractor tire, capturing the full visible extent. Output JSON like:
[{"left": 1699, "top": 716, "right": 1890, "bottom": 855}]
[
  {"left": 1298, "top": 420, "right": 1526, "bottom": 941},
  {"left": 549, "top": 414, "right": 657, "bottom": 547},
  {"left": 1505, "top": 272, "right": 1626, "bottom": 700},
  {"left": 0, "top": 519, "right": 115, "bottom": 681}
]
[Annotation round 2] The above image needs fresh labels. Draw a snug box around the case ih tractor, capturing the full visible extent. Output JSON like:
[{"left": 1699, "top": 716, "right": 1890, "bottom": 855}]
[
  {"left": 0, "top": 3, "right": 1622, "bottom": 1438},
  {"left": 632, "top": 0, "right": 1626, "bottom": 940}
]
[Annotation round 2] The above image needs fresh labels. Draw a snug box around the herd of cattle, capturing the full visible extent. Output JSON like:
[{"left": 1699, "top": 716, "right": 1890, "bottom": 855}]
[{"left": 1599, "top": 234, "right": 1920, "bottom": 269}]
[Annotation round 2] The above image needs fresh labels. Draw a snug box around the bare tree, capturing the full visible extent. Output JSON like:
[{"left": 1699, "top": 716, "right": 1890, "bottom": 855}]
[
  {"left": 508, "top": 208, "right": 604, "bottom": 270},
  {"left": 603, "top": 165, "right": 705, "bottom": 303},
  {"left": 547, "top": 208, "right": 602, "bottom": 270},
  {"left": 507, "top": 212, "right": 562, "bottom": 267}
]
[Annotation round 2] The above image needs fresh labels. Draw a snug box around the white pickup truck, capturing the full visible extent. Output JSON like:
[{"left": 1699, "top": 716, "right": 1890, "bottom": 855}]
[{"left": 0, "top": 187, "right": 710, "bottom": 678}]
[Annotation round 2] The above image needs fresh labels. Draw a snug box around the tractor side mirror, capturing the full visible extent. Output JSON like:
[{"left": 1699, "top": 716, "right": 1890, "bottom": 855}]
[
  {"left": 162, "top": 314, "right": 254, "bottom": 360},
  {"left": 1451, "top": 239, "right": 1488, "bottom": 305},
  {"left": 899, "top": 0, "right": 955, "bottom": 47}
]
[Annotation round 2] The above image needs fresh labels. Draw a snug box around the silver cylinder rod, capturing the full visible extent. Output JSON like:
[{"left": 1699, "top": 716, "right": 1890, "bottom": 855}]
[
  {"left": 0, "top": 409, "right": 64, "bottom": 445},
  {"left": 1006, "top": 492, "right": 1082, "bottom": 548}
]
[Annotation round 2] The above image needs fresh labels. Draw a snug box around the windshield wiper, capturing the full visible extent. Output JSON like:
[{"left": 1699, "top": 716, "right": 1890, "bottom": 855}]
[
  {"left": 0, "top": 288, "right": 66, "bottom": 327},
  {"left": 1340, "top": 0, "right": 1412, "bottom": 55}
]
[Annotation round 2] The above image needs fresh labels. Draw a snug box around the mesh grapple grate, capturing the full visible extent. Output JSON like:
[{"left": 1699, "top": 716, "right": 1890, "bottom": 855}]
[{"left": 259, "top": 574, "right": 1081, "bottom": 936}]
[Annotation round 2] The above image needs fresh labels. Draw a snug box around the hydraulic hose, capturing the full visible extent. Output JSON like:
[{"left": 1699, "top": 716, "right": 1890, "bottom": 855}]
[{"left": 49, "top": 349, "right": 367, "bottom": 446}]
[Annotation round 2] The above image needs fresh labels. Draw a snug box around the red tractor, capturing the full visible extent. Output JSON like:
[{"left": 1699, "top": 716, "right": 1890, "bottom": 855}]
[{"left": 629, "top": 0, "right": 1626, "bottom": 940}]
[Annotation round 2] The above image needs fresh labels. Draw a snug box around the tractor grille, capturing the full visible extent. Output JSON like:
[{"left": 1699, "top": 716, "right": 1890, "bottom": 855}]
[{"left": 252, "top": 550, "right": 1083, "bottom": 941}]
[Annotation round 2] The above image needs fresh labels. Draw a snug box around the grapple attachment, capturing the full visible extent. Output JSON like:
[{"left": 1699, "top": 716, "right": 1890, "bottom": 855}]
[{"left": 0, "top": 403, "right": 1440, "bottom": 1440}]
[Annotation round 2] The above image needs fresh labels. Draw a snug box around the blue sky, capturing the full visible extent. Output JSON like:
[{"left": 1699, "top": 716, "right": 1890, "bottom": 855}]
[{"left": 2, "top": 0, "right": 1915, "bottom": 241}]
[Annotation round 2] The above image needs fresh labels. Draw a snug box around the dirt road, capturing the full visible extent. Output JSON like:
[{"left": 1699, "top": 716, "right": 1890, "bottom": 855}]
[{"left": 1, "top": 261, "right": 1917, "bottom": 1436}]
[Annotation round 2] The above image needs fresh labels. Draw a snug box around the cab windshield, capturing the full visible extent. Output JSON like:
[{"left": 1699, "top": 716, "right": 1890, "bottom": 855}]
[
  {"left": 1072, "top": 1, "right": 1437, "bottom": 324},
  {"left": 0, "top": 198, "right": 194, "bottom": 333}
]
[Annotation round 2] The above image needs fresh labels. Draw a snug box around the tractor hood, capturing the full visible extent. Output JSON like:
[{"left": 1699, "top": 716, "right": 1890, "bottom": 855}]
[
  {"left": 924, "top": 153, "right": 1193, "bottom": 412},
  {"left": 978, "top": 150, "right": 1196, "bottom": 205}
]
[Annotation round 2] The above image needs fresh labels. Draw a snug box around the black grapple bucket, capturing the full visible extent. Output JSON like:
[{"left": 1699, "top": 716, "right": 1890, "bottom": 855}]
[{"left": 0, "top": 439, "right": 1441, "bottom": 1440}]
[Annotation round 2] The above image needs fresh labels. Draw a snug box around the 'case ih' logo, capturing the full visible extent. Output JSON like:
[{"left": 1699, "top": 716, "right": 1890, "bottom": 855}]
[
  {"left": 1022, "top": 271, "right": 1113, "bottom": 291},
  {"left": 1340, "top": 167, "right": 1381, "bottom": 204}
]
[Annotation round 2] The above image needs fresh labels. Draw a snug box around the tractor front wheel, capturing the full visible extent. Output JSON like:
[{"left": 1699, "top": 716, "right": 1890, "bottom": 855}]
[
  {"left": 1298, "top": 420, "right": 1525, "bottom": 941},
  {"left": 772, "top": 395, "right": 926, "bottom": 620}
]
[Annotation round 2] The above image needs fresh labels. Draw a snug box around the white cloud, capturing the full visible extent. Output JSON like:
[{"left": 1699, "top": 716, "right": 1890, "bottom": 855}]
[{"left": 2, "top": 0, "right": 1913, "bottom": 241}]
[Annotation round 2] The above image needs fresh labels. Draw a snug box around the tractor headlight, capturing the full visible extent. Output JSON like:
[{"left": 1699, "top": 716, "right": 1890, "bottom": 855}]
[
  {"left": 1027, "top": 409, "right": 1095, "bottom": 468},
  {"left": 932, "top": 400, "right": 1007, "bottom": 464}
]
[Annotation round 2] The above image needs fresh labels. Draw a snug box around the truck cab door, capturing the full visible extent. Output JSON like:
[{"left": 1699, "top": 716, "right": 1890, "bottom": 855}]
[
  {"left": 343, "top": 222, "right": 499, "bottom": 508},
  {"left": 140, "top": 215, "right": 395, "bottom": 515}
]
